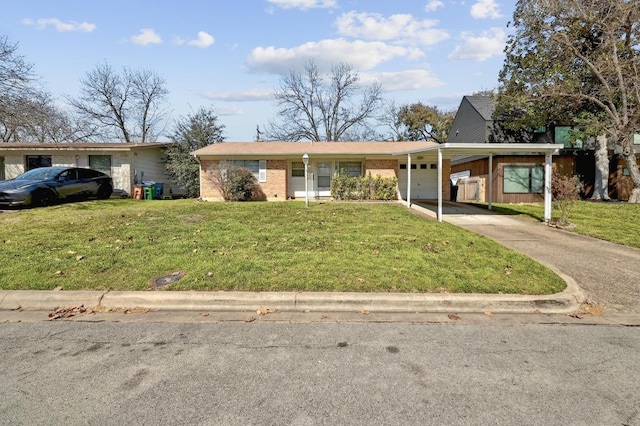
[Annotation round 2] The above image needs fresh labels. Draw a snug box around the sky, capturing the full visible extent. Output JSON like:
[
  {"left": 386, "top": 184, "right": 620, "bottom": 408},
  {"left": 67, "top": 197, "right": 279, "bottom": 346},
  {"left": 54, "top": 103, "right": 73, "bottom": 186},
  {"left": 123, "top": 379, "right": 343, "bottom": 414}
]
[{"left": 2, "top": 0, "right": 515, "bottom": 142}]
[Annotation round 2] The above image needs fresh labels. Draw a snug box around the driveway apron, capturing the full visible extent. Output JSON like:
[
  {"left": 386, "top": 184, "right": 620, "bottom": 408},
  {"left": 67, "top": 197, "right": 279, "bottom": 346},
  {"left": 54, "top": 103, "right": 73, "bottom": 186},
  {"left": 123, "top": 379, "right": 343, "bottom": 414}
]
[{"left": 416, "top": 202, "right": 640, "bottom": 315}]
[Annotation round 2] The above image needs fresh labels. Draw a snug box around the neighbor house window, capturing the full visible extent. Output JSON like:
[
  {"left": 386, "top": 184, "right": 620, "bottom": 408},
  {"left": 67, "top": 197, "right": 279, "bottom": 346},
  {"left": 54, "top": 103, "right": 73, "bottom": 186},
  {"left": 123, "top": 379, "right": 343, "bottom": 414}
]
[
  {"left": 232, "top": 160, "right": 266, "bottom": 182},
  {"left": 26, "top": 155, "right": 52, "bottom": 171},
  {"left": 89, "top": 155, "right": 112, "bottom": 176},
  {"left": 291, "top": 161, "right": 305, "bottom": 177},
  {"left": 503, "top": 166, "right": 544, "bottom": 194},
  {"left": 336, "top": 161, "right": 362, "bottom": 177}
]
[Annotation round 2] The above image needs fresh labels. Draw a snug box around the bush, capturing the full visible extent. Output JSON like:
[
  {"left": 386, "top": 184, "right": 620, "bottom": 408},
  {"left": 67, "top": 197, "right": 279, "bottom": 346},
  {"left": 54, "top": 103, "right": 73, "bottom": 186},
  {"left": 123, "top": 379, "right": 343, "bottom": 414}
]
[
  {"left": 212, "top": 163, "right": 258, "bottom": 201},
  {"left": 331, "top": 173, "right": 397, "bottom": 201},
  {"left": 551, "top": 174, "right": 583, "bottom": 225}
]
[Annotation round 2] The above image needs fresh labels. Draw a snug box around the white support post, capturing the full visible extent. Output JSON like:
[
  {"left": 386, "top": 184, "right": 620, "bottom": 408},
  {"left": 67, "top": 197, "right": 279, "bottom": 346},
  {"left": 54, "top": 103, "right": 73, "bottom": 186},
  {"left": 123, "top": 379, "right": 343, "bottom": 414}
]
[
  {"left": 437, "top": 148, "right": 443, "bottom": 222},
  {"left": 544, "top": 152, "right": 553, "bottom": 222},
  {"left": 488, "top": 153, "right": 493, "bottom": 210},
  {"left": 406, "top": 153, "right": 412, "bottom": 208}
]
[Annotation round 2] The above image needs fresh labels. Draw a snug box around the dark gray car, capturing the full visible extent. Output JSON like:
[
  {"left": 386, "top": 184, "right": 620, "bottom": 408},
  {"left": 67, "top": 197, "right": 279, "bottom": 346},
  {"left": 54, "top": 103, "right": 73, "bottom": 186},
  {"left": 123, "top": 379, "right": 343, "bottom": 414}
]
[{"left": 0, "top": 166, "right": 113, "bottom": 207}]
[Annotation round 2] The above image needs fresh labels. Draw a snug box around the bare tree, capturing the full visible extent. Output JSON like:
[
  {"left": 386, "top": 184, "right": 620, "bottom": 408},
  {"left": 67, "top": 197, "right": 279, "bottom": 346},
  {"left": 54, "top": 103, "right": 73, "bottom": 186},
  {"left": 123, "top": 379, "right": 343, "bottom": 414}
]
[
  {"left": 68, "top": 63, "right": 169, "bottom": 143},
  {"left": 266, "top": 61, "right": 382, "bottom": 142}
]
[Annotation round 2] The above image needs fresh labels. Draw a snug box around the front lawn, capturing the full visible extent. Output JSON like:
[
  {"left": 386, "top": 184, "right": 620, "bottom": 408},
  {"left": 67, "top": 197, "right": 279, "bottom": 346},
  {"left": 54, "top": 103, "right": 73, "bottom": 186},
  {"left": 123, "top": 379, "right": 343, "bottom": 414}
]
[
  {"left": 0, "top": 200, "right": 565, "bottom": 294},
  {"left": 487, "top": 201, "right": 640, "bottom": 249}
]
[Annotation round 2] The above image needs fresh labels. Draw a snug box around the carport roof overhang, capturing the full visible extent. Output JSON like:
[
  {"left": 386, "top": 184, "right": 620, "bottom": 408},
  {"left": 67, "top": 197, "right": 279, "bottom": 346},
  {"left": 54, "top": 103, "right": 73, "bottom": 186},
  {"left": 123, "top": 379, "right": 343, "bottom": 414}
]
[
  {"left": 393, "top": 143, "right": 565, "bottom": 223},
  {"left": 393, "top": 142, "right": 563, "bottom": 158}
]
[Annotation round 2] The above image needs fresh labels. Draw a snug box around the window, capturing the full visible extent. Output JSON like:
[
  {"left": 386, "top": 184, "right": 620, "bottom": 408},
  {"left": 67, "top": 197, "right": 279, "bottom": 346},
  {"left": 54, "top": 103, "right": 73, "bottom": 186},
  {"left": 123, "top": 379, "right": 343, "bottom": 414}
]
[
  {"left": 420, "top": 164, "right": 427, "bottom": 170},
  {"left": 400, "top": 164, "right": 417, "bottom": 170},
  {"left": 89, "top": 155, "right": 112, "bottom": 176},
  {"left": 231, "top": 160, "right": 266, "bottom": 182},
  {"left": 317, "top": 162, "right": 331, "bottom": 188},
  {"left": 26, "top": 155, "right": 52, "bottom": 171},
  {"left": 291, "top": 161, "right": 305, "bottom": 177},
  {"left": 336, "top": 161, "right": 362, "bottom": 177},
  {"left": 504, "top": 166, "right": 544, "bottom": 194},
  {"left": 554, "top": 126, "right": 582, "bottom": 148}
]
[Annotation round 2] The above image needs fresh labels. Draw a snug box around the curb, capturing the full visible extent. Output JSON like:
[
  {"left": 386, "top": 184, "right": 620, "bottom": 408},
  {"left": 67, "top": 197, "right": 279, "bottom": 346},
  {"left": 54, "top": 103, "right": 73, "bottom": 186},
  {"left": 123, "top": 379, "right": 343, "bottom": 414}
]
[{"left": 0, "top": 272, "right": 584, "bottom": 314}]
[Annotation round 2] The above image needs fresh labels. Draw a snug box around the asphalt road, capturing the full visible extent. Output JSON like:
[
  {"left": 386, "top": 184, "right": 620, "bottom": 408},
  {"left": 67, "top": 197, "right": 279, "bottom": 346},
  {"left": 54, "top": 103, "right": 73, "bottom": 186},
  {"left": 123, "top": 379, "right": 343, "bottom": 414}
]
[{"left": 1, "top": 320, "right": 639, "bottom": 425}]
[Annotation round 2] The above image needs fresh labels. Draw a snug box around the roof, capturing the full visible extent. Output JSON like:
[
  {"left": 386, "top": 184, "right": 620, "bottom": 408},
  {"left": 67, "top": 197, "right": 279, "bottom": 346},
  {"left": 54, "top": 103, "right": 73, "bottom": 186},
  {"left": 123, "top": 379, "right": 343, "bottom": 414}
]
[
  {"left": 464, "top": 95, "right": 496, "bottom": 121},
  {"left": 192, "top": 141, "right": 438, "bottom": 157},
  {"left": 0, "top": 142, "right": 170, "bottom": 151},
  {"left": 395, "top": 142, "right": 564, "bottom": 159}
]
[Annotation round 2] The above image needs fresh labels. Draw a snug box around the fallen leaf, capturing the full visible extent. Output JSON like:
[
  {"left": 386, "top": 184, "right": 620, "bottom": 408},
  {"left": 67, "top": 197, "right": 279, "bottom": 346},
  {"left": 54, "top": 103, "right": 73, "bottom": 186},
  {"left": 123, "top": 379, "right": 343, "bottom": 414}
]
[
  {"left": 568, "top": 312, "right": 584, "bottom": 319},
  {"left": 320, "top": 315, "right": 329, "bottom": 319},
  {"left": 360, "top": 309, "right": 370, "bottom": 315},
  {"left": 257, "top": 306, "right": 278, "bottom": 315},
  {"left": 10, "top": 304, "right": 21, "bottom": 311},
  {"left": 76, "top": 255, "right": 86, "bottom": 261},
  {"left": 484, "top": 311, "right": 494, "bottom": 317},
  {"left": 54, "top": 270, "right": 64, "bottom": 276},
  {"left": 533, "top": 308, "right": 542, "bottom": 314},
  {"left": 53, "top": 286, "right": 63, "bottom": 291},
  {"left": 245, "top": 316, "right": 256, "bottom": 323},
  {"left": 201, "top": 312, "right": 210, "bottom": 317},
  {"left": 448, "top": 314, "right": 461, "bottom": 321}
]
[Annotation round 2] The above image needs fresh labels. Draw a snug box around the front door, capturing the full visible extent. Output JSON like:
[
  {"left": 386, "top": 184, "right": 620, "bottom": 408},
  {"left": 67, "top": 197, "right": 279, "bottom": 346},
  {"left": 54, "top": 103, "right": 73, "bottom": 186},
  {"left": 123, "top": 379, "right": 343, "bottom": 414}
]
[{"left": 316, "top": 162, "right": 332, "bottom": 196}]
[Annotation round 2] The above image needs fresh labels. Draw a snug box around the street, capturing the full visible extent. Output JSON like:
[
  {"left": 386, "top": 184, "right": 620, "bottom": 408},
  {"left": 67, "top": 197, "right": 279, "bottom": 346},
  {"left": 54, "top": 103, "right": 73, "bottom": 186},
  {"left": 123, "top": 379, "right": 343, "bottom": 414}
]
[{"left": 1, "top": 317, "right": 639, "bottom": 425}]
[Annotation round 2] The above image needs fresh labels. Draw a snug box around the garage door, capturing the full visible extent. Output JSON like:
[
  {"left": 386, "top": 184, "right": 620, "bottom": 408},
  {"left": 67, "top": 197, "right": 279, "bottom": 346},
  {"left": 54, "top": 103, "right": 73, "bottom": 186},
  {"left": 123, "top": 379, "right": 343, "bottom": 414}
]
[{"left": 398, "top": 163, "right": 438, "bottom": 200}]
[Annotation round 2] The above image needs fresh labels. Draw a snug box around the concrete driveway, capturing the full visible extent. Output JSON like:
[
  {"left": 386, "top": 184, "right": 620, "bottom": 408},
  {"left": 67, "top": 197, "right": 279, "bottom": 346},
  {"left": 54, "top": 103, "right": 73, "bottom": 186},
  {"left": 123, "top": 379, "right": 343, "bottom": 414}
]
[{"left": 414, "top": 201, "right": 640, "bottom": 315}]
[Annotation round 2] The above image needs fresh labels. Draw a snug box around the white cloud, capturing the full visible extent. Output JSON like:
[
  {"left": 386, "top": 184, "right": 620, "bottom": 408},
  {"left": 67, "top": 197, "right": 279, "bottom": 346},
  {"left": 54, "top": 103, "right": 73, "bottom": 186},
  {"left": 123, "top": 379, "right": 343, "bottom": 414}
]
[
  {"left": 448, "top": 28, "right": 506, "bottom": 61},
  {"left": 186, "top": 31, "right": 215, "bottom": 48},
  {"left": 470, "top": 0, "right": 503, "bottom": 19},
  {"left": 246, "top": 39, "right": 423, "bottom": 74},
  {"left": 335, "top": 11, "right": 449, "bottom": 46},
  {"left": 361, "top": 70, "right": 446, "bottom": 92},
  {"left": 22, "top": 17, "right": 96, "bottom": 32},
  {"left": 202, "top": 89, "right": 273, "bottom": 102},
  {"left": 130, "top": 29, "right": 162, "bottom": 46},
  {"left": 267, "top": 0, "right": 337, "bottom": 10},
  {"left": 425, "top": 1, "right": 444, "bottom": 12}
]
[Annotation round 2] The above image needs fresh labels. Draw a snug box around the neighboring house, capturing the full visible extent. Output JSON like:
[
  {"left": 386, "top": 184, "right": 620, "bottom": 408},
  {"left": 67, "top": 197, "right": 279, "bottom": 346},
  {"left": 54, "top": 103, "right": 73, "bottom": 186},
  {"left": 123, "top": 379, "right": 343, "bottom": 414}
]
[
  {"left": 447, "top": 95, "right": 632, "bottom": 202},
  {"left": 191, "top": 141, "right": 450, "bottom": 202},
  {"left": 0, "top": 142, "right": 183, "bottom": 197}
]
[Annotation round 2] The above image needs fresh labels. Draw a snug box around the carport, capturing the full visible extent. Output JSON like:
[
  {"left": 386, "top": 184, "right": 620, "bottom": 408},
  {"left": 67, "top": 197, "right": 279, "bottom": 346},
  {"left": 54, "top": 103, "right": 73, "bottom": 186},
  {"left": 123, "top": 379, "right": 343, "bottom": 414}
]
[{"left": 395, "top": 143, "right": 564, "bottom": 223}]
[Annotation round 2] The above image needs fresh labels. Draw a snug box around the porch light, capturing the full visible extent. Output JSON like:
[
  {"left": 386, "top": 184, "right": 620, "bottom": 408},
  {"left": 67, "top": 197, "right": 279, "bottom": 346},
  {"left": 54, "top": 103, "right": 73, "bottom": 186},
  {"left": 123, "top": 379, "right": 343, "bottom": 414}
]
[{"left": 302, "top": 153, "right": 309, "bottom": 207}]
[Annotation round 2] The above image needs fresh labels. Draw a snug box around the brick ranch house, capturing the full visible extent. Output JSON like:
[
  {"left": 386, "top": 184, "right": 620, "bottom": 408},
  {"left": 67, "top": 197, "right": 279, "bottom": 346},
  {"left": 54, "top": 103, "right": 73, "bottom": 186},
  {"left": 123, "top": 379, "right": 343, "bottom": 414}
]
[
  {"left": 191, "top": 141, "right": 449, "bottom": 202},
  {"left": 192, "top": 140, "right": 563, "bottom": 222}
]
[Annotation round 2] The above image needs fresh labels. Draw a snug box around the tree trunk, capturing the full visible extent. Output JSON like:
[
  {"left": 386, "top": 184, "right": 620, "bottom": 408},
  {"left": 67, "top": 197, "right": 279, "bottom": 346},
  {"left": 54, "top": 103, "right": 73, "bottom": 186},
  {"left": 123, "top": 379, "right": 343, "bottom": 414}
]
[
  {"left": 624, "top": 150, "right": 640, "bottom": 204},
  {"left": 591, "top": 134, "right": 611, "bottom": 201}
]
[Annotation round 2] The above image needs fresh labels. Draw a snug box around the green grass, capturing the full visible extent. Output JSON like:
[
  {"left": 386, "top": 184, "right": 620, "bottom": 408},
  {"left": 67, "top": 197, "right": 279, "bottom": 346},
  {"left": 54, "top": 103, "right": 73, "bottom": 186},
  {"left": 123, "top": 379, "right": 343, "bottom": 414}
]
[
  {"left": 483, "top": 201, "right": 640, "bottom": 249},
  {"left": 0, "top": 200, "right": 565, "bottom": 294}
]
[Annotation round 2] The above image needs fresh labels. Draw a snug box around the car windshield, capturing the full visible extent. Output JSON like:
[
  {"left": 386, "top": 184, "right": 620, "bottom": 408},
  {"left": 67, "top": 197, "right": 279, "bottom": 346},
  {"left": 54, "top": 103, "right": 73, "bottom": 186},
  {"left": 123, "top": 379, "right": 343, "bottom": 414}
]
[{"left": 14, "top": 168, "right": 61, "bottom": 181}]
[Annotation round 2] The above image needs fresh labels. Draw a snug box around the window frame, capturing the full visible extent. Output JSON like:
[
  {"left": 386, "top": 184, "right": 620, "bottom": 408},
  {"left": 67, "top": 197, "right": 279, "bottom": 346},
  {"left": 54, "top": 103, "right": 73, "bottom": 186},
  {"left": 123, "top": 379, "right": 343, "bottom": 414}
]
[{"left": 503, "top": 165, "right": 544, "bottom": 194}]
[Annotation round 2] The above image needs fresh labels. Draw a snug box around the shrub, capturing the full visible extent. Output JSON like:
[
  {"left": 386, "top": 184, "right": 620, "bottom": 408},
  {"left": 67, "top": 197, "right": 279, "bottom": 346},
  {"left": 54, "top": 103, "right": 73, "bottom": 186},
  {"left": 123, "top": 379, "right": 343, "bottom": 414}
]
[
  {"left": 212, "top": 162, "right": 258, "bottom": 201},
  {"left": 330, "top": 173, "right": 398, "bottom": 201},
  {"left": 551, "top": 174, "right": 583, "bottom": 225}
]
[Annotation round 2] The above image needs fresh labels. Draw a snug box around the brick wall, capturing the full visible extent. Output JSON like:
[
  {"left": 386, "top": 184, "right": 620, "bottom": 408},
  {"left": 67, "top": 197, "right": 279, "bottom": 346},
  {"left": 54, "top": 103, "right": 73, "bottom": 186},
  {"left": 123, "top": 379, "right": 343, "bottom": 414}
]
[
  {"left": 364, "top": 159, "right": 398, "bottom": 178},
  {"left": 199, "top": 159, "right": 288, "bottom": 201}
]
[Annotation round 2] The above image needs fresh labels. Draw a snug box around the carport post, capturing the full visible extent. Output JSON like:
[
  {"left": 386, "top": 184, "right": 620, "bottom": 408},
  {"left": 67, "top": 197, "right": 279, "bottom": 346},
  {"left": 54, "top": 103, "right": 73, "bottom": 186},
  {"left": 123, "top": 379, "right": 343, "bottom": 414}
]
[
  {"left": 406, "top": 153, "right": 412, "bottom": 208},
  {"left": 437, "top": 147, "right": 443, "bottom": 222},
  {"left": 544, "top": 152, "right": 553, "bottom": 222},
  {"left": 488, "top": 153, "right": 493, "bottom": 210}
]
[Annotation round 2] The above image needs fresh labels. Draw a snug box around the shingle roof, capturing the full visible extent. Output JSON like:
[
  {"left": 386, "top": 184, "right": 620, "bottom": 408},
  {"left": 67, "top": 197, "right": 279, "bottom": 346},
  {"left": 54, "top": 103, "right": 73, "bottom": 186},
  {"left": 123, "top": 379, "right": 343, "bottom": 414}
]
[
  {"left": 192, "top": 141, "right": 437, "bottom": 157},
  {"left": 464, "top": 95, "right": 496, "bottom": 121},
  {"left": 0, "top": 142, "right": 169, "bottom": 150}
]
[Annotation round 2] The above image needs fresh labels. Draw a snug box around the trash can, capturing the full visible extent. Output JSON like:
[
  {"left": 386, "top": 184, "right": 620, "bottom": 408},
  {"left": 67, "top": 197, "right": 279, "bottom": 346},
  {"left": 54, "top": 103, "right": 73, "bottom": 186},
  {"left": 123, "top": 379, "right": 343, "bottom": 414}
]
[{"left": 154, "top": 183, "right": 164, "bottom": 199}]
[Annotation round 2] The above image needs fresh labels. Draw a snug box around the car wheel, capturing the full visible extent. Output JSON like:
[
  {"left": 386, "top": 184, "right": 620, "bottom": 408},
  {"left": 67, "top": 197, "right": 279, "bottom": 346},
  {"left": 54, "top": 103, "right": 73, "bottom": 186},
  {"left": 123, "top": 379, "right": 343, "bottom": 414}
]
[
  {"left": 32, "top": 189, "right": 56, "bottom": 207},
  {"left": 97, "top": 184, "right": 113, "bottom": 200}
]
